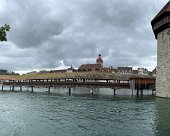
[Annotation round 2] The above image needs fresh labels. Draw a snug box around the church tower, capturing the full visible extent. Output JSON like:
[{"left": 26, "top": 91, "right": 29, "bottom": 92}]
[
  {"left": 151, "top": 1, "right": 170, "bottom": 98},
  {"left": 96, "top": 54, "right": 103, "bottom": 67}
]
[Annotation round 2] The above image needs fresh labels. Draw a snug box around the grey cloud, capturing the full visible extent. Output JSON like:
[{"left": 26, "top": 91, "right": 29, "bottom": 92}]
[
  {"left": 0, "top": 0, "right": 167, "bottom": 72},
  {"left": 3, "top": 0, "right": 73, "bottom": 48}
]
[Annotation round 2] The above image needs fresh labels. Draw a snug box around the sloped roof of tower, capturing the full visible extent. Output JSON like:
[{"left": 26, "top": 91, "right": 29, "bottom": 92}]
[
  {"left": 151, "top": 1, "right": 170, "bottom": 39},
  {"left": 152, "top": 1, "right": 170, "bottom": 22}
]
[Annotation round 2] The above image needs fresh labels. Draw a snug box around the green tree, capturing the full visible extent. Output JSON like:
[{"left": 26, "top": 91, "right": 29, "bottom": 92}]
[{"left": 0, "top": 24, "right": 10, "bottom": 42}]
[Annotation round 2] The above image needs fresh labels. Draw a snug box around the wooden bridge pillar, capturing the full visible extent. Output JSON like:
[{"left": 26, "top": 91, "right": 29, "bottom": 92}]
[
  {"left": 141, "top": 89, "right": 143, "bottom": 97},
  {"left": 20, "top": 86, "right": 22, "bottom": 92},
  {"left": 12, "top": 86, "right": 14, "bottom": 91},
  {"left": 48, "top": 86, "right": 51, "bottom": 94},
  {"left": 68, "top": 88, "right": 71, "bottom": 96},
  {"left": 137, "top": 89, "right": 139, "bottom": 97},
  {"left": 31, "top": 86, "right": 34, "bottom": 92},
  {"left": 136, "top": 89, "right": 143, "bottom": 97},
  {"left": 114, "top": 88, "right": 116, "bottom": 96},
  {"left": 152, "top": 89, "right": 154, "bottom": 96},
  {"left": 91, "top": 88, "right": 94, "bottom": 96}
]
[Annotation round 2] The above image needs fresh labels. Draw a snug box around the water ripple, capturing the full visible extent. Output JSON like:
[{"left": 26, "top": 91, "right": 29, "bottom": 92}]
[{"left": 0, "top": 90, "right": 163, "bottom": 136}]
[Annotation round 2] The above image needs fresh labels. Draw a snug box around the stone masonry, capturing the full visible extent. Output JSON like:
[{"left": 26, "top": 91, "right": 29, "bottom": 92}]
[
  {"left": 151, "top": 1, "right": 170, "bottom": 98},
  {"left": 156, "top": 28, "right": 170, "bottom": 97}
]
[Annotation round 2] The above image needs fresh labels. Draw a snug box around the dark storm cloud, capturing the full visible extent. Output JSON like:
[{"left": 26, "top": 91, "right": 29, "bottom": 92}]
[
  {"left": 5, "top": 0, "right": 73, "bottom": 48},
  {"left": 0, "top": 0, "right": 167, "bottom": 73}
]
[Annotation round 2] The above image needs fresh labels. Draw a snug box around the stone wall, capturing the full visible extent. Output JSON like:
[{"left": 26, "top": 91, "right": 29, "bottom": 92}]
[{"left": 156, "top": 28, "right": 170, "bottom": 97}]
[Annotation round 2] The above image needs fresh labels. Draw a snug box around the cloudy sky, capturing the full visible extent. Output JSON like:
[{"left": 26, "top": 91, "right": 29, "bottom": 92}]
[{"left": 0, "top": 0, "right": 168, "bottom": 74}]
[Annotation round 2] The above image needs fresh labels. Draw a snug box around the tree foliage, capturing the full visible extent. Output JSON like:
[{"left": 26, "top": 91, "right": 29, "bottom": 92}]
[{"left": 0, "top": 24, "right": 10, "bottom": 42}]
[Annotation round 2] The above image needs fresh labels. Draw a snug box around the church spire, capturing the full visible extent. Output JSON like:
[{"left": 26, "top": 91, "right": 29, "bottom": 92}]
[{"left": 96, "top": 54, "right": 103, "bottom": 66}]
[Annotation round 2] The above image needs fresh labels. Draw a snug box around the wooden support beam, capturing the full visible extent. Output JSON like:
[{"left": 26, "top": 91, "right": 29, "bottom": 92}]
[
  {"left": 12, "top": 86, "right": 14, "bottom": 91},
  {"left": 48, "top": 86, "right": 51, "bottom": 94},
  {"left": 91, "top": 88, "right": 94, "bottom": 95},
  {"left": 141, "top": 89, "right": 143, "bottom": 97},
  {"left": 114, "top": 88, "right": 116, "bottom": 96},
  {"left": 137, "top": 89, "right": 139, "bottom": 97},
  {"left": 68, "top": 88, "right": 71, "bottom": 96},
  {"left": 31, "top": 86, "right": 34, "bottom": 92},
  {"left": 20, "top": 86, "right": 22, "bottom": 92}
]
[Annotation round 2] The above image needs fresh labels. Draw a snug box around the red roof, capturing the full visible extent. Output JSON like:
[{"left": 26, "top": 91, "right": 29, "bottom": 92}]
[{"left": 78, "top": 64, "right": 102, "bottom": 71}]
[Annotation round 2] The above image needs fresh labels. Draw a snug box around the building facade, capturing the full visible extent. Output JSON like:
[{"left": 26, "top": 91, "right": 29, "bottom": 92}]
[
  {"left": 138, "top": 68, "right": 149, "bottom": 75},
  {"left": 78, "top": 64, "right": 102, "bottom": 72},
  {"left": 78, "top": 54, "right": 103, "bottom": 72},
  {"left": 117, "top": 67, "right": 133, "bottom": 74}
]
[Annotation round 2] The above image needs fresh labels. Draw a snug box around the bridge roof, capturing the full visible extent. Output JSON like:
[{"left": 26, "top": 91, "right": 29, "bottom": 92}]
[
  {"left": 0, "top": 72, "right": 156, "bottom": 81},
  {"left": 0, "top": 75, "right": 18, "bottom": 80}
]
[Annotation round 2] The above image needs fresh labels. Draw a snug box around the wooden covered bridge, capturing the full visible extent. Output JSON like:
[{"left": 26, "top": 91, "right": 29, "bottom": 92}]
[{"left": 0, "top": 72, "right": 156, "bottom": 96}]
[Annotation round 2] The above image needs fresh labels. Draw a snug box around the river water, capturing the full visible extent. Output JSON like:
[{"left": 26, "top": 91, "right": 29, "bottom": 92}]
[{"left": 0, "top": 87, "right": 169, "bottom": 136}]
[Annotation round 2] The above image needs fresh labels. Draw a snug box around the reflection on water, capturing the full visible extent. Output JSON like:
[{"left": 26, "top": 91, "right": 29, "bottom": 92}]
[
  {"left": 0, "top": 87, "right": 168, "bottom": 136},
  {"left": 155, "top": 98, "right": 170, "bottom": 136}
]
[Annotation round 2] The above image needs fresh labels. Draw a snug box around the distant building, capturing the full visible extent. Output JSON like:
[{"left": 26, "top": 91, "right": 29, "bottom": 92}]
[
  {"left": 101, "top": 66, "right": 116, "bottom": 73},
  {"left": 67, "top": 65, "right": 77, "bottom": 72},
  {"left": 132, "top": 70, "right": 138, "bottom": 75},
  {"left": 49, "top": 69, "right": 67, "bottom": 73},
  {"left": 78, "top": 54, "right": 117, "bottom": 73},
  {"left": 117, "top": 67, "right": 133, "bottom": 74},
  {"left": 152, "top": 67, "right": 156, "bottom": 76},
  {"left": 138, "top": 68, "right": 149, "bottom": 75},
  {"left": 39, "top": 70, "right": 48, "bottom": 74},
  {"left": 26, "top": 71, "right": 38, "bottom": 74},
  {"left": 78, "top": 54, "right": 104, "bottom": 72},
  {"left": 78, "top": 64, "right": 102, "bottom": 72}
]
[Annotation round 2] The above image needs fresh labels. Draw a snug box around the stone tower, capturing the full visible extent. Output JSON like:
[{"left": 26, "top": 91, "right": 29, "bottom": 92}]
[
  {"left": 96, "top": 54, "right": 103, "bottom": 67},
  {"left": 151, "top": 1, "right": 170, "bottom": 98}
]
